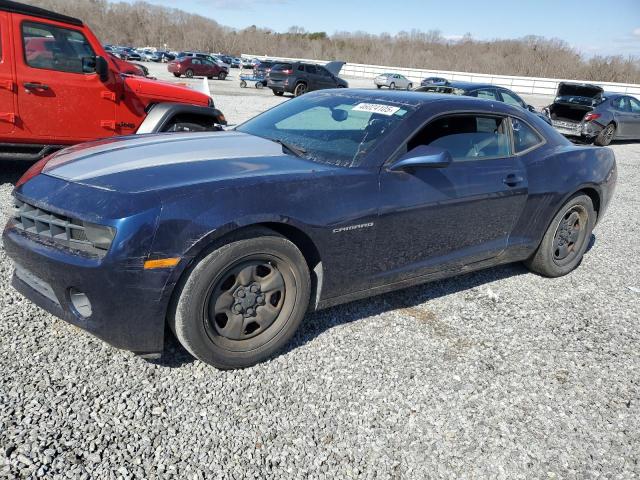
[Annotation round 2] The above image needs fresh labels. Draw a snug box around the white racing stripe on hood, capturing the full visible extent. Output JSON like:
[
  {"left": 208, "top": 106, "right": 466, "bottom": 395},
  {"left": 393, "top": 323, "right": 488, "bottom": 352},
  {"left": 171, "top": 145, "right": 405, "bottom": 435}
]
[{"left": 45, "top": 131, "right": 284, "bottom": 182}]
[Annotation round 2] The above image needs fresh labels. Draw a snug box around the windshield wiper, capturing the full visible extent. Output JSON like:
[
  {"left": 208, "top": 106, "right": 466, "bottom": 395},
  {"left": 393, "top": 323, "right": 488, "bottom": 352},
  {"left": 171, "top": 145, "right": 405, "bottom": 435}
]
[{"left": 273, "top": 139, "right": 307, "bottom": 158}]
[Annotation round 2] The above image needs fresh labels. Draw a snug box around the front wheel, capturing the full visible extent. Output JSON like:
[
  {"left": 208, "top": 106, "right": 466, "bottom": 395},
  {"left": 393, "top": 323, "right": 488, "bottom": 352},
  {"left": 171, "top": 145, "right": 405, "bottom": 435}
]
[
  {"left": 407, "top": 83, "right": 413, "bottom": 90},
  {"left": 169, "top": 228, "right": 311, "bottom": 369},
  {"left": 524, "top": 194, "right": 596, "bottom": 277},
  {"left": 173, "top": 73, "right": 181, "bottom": 77},
  {"left": 389, "top": 82, "right": 396, "bottom": 90},
  {"left": 594, "top": 123, "right": 615, "bottom": 146},
  {"left": 240, "top": 80, "right": 247, "bottom": 88},
  {"left": 218, "top": 72, "right": 227, "bottom": 80},
  {"left": 273, "top": 90, "right": 284, "bottom": 96}
]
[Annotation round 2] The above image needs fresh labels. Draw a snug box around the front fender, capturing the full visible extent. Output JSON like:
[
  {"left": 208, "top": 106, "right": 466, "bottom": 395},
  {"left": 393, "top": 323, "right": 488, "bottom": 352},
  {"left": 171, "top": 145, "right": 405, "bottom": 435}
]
[{"left": 136, "top": 103, "right": 227, "bottom": 134}]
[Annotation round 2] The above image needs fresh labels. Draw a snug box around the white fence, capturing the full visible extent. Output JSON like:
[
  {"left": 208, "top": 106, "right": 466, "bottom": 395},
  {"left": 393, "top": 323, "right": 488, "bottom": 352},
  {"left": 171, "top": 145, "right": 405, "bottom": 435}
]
[{"left": 243, "top": 54, "right": 640, "bottom": 97}]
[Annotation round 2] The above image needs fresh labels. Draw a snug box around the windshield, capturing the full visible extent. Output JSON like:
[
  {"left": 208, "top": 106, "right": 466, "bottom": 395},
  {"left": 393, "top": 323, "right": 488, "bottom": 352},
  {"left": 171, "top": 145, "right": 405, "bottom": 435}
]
[{"left": 236, "top": 93, "right": 416, "bottom": 167}]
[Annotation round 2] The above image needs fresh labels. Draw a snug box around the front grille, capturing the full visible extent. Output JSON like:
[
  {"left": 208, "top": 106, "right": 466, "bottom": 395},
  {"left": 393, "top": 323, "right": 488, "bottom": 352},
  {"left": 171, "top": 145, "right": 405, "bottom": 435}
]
[{"left": 12, "top": 199, "right": 101, "bottom": 255}]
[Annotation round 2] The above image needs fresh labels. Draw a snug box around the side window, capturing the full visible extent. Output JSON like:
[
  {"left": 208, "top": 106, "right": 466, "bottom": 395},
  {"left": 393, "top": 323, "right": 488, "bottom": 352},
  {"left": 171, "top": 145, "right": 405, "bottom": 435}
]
[
  {"left": 512, "top": 118, "right": 544, "bottom": 153},
  {"left": 472, "top": 89, "right": 498, "bottom": 100},
  {"left": 192, "top": 58, "right": 201, "bottom": 65},
  {"left": 408, "top": 115, "right": 511, "bottom": 160},
  {"left": 500, "top": 90, "right": 526, "bottom": 108},
  {"left": 612, "top": 97, "right": 629, "bottom": 111},
  {"left": 305, "top": 64, "right": 317, "bottom": 74},
  {"left": 297, "top": 65, "right": 304, "bottom": 72},
  {"left": 627, "top": 97, "right": 640, "bottom": 113},
  {"left": 22, "top": 21, "right": 95, "bottom": 73}
]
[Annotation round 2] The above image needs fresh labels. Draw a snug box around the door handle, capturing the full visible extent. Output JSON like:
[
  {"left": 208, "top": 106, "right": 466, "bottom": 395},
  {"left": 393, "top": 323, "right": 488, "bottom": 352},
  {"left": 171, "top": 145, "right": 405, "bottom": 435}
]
[
  {"left": 23, "top": 82, "right": 50, "bottom": 91},
  {"left": 503, "top": 174, "right": 524, "bottom": 187}
]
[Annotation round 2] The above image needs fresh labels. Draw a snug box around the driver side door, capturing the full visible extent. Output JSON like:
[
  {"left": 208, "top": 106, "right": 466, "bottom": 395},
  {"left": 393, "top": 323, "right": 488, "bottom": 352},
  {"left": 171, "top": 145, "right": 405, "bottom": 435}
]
[
  {"left": 373, "top": 113, "right": 528, "bottom": 286},
  {"left": 13, "top": 18, "right": 115, "bottom": 141}
]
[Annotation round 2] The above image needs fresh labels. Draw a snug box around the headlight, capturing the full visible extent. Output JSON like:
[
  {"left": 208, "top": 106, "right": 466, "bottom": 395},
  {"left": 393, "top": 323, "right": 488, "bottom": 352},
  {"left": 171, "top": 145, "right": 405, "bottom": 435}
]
[{"left": 83, "top": 222, "right": 116, "bottom": 251}]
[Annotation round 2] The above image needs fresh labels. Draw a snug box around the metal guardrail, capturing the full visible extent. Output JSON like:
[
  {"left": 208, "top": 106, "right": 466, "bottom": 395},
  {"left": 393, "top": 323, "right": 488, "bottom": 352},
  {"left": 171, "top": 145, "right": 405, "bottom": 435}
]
[{"left": 242, "top": 54, "right": 640, "bottom": 97}]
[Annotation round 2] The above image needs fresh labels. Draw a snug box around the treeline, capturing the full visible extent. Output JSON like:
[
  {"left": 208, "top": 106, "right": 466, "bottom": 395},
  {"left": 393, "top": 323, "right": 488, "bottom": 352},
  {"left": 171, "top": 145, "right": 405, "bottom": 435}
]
[{"left": 25, "top": 0, "right": 640, "bottom": 83}]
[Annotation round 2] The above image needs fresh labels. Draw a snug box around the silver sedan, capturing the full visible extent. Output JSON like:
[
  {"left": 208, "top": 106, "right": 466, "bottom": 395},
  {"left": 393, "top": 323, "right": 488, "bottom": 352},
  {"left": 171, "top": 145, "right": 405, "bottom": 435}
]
[{"left": 374, "top": 73, "right": 413, "bottom": 90}]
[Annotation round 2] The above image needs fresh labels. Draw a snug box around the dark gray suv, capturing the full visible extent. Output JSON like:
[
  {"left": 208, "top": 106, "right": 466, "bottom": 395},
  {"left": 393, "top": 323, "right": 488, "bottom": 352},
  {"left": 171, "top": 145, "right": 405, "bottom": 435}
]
[{"left": 267, "top": 61, "right": 348, "bottom": 97}]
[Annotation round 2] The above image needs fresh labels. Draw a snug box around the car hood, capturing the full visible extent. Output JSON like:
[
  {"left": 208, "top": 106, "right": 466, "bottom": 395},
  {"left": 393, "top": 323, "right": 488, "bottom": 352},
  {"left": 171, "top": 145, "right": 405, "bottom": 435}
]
[
  {"left": 325, "top": 61, "right": 345, "bottom": 76},
  {"left": 123, "top": 75, "right": 210, "bottom": 106},
  {"left": 41, "top": 131, "right": 326, "bottom": 194},
  {"left": 556, "top": 82, "right": 603, "bottom": 99}
]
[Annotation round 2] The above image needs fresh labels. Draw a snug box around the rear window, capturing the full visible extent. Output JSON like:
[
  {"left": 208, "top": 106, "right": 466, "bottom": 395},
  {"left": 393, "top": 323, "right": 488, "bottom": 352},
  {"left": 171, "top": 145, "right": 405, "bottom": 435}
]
[{"left": 272, "top": 63, "right": 293, "bottom": 71}]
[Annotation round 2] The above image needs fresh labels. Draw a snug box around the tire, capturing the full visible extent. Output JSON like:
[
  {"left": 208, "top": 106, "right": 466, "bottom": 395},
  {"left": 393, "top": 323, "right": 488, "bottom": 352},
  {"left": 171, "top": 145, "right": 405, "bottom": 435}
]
[
  {"left": 273, "top": 90, "right": 284, "bottom": 96},
  {"left": 389, "top": 82, "right": 396, "bottom": 90},
  {"left": 376, "top": 85, "right": 382, "bottom": 89},
  {"left": 407, "top": 83, "right": 413, "bottom": 90},
  {"left": 169, "top": 228, "right": 311, "bottom": 369},
  {"left": 173, "top": 73, "right": 181, "bottom": 77},
  {"left": 185, "top": 69, "right": 194, "bottom": 78},
  {"left": 594, "top": 123, "right": 615, "bottom": 146},
  {"left": 256, "top": 81, "right": 264, "bottom": 89},
  {"left": 524, "top": 194, "right": 596, "bottom": 277},
  {"left": 294, "top": 82, "right": 308, "bottom": 97},
  {"left": 218, "top": 72, "right": 227, "bottom": 80},
  {"left": 240, "top": 80, "right": 247, "bottom": 88}
]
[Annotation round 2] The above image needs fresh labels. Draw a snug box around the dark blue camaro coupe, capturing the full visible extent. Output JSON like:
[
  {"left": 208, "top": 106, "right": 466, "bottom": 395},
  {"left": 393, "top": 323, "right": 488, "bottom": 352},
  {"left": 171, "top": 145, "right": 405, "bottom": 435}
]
[{"left": 4, "top": 90, "right": 617, "bottom": 369}]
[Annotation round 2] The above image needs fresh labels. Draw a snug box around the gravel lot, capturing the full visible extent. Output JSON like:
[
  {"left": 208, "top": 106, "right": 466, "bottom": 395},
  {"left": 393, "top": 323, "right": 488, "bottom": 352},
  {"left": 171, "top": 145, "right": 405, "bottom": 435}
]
[{"left": 1, "top": 63, "right": 639, "bottom": 479}]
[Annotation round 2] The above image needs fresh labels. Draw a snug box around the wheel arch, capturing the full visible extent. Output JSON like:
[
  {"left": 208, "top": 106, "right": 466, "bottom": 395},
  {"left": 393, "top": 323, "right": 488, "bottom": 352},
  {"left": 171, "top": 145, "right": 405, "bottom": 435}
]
[
  {"left": 136, "top": 102, "right": 227, "bottom": 134},
  {"left": 170, "top": 221, "right": 325, "bottom": 315}
]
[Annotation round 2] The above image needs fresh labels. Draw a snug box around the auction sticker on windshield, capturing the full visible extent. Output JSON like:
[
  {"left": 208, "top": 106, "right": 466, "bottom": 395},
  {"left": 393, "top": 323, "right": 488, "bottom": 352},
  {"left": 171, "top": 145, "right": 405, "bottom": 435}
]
[{"left": 352, "top": 103, "right": 401, "bottom": 116}]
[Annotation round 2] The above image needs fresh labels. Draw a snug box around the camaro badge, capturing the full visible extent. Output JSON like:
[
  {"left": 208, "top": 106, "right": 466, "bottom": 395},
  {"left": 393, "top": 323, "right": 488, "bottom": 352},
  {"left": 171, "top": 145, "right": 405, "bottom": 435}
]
[{"left": 332, "top": 222, "right": 374, "bottom": 234}]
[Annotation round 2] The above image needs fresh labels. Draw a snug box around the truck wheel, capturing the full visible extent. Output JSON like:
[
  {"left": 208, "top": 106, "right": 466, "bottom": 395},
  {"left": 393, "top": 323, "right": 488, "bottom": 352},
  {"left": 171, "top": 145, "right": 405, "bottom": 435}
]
[
  {"left": 294, "top": 83, "right": 308, "bottom": 97},
  {"left": 218, "top": 72, "right": 227, "bottom": 80},
  {"left": 173, "top": 73, "right": 181, "bottom": 77},
  {"left": 594, "top": 123, "right": 615, "bottom": 146},
  {"left": 524, "top": 194, "right": 595, "bottom": 277},
  {"left": 185, "top": 69, "right": 194, "bottom": 78},
  {"left": 273, "top": 90, "right": 284, "bottom": 96},
  {"left": 168, "top": 228, "right": 311, "bottom": 369}
]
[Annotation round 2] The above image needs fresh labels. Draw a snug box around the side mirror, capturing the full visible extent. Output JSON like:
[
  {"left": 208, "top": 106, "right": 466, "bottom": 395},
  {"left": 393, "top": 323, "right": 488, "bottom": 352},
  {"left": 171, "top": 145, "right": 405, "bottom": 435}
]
[
  {"left": 95, "top": 56, "right": 109, "bottom": 82},
  {"left": 389, "top": 145, "right": 452, "bottom": 171},
  {"left": 527, "top": 104, "right": 536, "bottom": 112}
]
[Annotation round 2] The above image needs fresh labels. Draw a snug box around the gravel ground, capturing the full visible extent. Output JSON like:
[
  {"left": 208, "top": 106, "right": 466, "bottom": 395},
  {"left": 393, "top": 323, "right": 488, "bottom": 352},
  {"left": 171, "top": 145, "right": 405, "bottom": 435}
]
[{"left": 0, "top": 63, "right": 639, "bottom": 479}]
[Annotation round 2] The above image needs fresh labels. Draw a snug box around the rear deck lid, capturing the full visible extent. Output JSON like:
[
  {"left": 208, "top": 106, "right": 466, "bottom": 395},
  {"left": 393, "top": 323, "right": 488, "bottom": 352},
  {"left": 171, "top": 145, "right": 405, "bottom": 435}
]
[{"left": 555, "top": 82, "right": 604, "bottom": 105}]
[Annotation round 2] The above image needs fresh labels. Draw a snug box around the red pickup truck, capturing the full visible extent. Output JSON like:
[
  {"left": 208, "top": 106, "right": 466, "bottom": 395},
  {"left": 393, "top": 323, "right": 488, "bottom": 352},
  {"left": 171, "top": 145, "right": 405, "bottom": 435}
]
[{"left": 0, "top": 0, "right": 226, "bottom": 161}]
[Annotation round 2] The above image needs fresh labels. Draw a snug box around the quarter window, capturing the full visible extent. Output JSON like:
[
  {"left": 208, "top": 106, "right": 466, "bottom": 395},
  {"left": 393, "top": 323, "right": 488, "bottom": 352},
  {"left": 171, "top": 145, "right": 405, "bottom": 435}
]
[
  {"left": 22, "top": 21, "right": 95, "bottom": 74},
  {"left": 472, "top": 89, "right": 498, "bottom": 100},
  {"left": 628, "top": 97, "right": 640, "bottom": 113},
  {"left": 511, "top": 118, "right": 543, "bottom": 153},
  {"left": 408, "top": 114, "right": 511, "bottom": 160}
]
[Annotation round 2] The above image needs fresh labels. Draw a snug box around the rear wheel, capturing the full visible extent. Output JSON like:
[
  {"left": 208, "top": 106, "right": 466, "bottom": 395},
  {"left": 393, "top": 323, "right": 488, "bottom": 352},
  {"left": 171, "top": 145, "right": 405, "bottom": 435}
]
[
  {"left": 185, "top": 69, "right": 194, "bottom": 78},
  {"left": 240, "top": 80, "right": 247, "bottom": 88},
  {"left": 376, "top": 85, "right": 382, "bottom": 89},
  {"left": 173, "top": 73, "right": 181, "bottom": 77},
  {"left": 594, "top": 123, "right": 615, "bottom": 146},
  {"left": 524, "top": 194, "right": 596, "bottom": 277},
  {"left": 169, "top": 228, "right": 311, "bottom": 369},
  {"left": 218, "top": 72, "right": 227, "bottom": 80},
  {"left": 294, "top": 82, "right": 308, "bottom": 97},
  {"left": 389, "top": 82, "right": 396, "bottom": 90}
]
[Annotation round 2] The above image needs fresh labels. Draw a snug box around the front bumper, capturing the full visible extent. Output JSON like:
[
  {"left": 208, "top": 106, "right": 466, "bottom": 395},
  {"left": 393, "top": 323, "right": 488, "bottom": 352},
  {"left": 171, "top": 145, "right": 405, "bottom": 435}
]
[{"left": 3, "top": 226, "right": 175, "bottom": 354}]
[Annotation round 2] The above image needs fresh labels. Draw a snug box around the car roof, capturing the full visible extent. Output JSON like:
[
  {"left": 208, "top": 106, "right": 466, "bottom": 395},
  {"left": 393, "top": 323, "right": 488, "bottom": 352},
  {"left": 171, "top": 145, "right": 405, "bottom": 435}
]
[
  {"left": 317, "top": 88, "right": 522, "bottom": 111},
  {"left": 0, "top": 0, "right": 83, "bottom": 25},
  {"left": 443, "top": 81, "right": 498, "bottom": 91}
]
